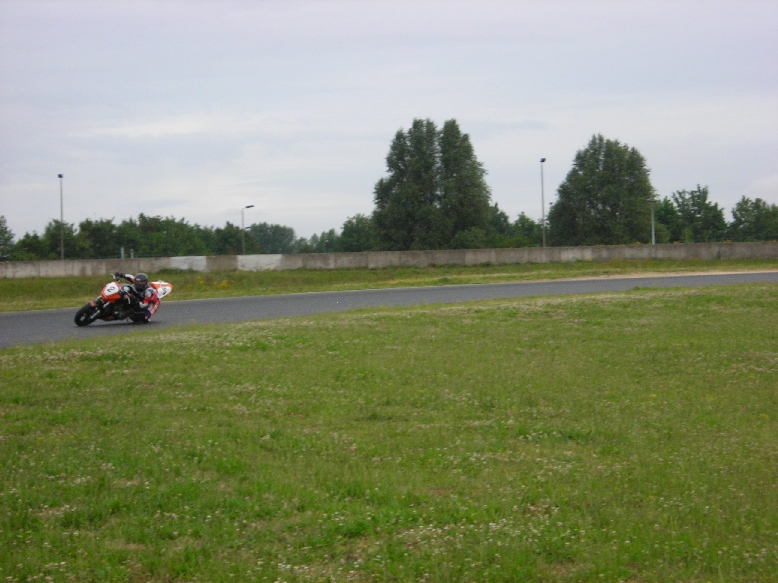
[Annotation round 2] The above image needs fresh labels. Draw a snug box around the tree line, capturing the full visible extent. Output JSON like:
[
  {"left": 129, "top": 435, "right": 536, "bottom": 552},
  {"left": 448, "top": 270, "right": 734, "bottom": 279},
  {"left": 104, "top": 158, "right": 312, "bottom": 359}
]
[
  {"left": 1, "top": 123, "right": 776, "bottom": 261},
  {"left": 0, "top": 209, "right": 542, "bottom": 261},
  {"left": 544, "top": 134, "right": 778, "bottom": 246},
  {"left": 0, "top": 214, "right": 336, "bottom": 261}
]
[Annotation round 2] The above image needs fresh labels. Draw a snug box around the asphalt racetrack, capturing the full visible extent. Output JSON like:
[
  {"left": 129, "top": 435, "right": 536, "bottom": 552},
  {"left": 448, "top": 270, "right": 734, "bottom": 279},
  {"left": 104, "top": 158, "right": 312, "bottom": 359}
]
[{"left": 2, "top": 271, "right": 777, "bottom": 349}]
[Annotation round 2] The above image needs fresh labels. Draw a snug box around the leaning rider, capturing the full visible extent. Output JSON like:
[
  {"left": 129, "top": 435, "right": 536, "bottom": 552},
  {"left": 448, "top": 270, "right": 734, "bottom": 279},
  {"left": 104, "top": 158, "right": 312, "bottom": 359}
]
[{"left": 113, "top": 272, "right": 160, "bottom": 323}]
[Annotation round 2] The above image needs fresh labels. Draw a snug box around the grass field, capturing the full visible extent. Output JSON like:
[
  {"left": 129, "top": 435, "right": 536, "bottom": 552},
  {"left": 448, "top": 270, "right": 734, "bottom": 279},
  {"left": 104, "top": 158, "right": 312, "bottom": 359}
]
[
  {"left": 2, "top": 257, "right": 778, "bottom": 312},
  {"left": 1, "top": 283, "right": 777, "bottom": 582}
]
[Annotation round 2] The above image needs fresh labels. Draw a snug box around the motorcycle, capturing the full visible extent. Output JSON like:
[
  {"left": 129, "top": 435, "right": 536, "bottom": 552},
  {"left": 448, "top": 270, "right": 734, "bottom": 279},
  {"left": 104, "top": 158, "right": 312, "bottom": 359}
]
[{"left": 74, "top": 275, "right": 173, "bottom": 327}]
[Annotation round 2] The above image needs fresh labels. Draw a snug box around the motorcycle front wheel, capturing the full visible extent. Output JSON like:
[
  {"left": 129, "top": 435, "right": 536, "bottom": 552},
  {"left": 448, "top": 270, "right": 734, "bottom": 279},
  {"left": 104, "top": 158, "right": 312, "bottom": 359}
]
[{"left": 74, "top": 303, "right": 101, "bottom": 327}]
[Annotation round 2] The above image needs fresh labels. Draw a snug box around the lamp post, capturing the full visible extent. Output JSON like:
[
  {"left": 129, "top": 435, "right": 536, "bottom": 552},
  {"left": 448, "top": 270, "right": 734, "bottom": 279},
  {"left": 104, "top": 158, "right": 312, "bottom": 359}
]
[
  {"left": 540, "top": 158, "right": 546, "bottom": 248},
  {"left": 651, "top": 199, "right": 656, "bottom": 245},
  {"left": 241, "top": 205, "right": 254, "bottom": 255},
  {"left": 58, "top": 174, "right": 64, "bottom": 260}
]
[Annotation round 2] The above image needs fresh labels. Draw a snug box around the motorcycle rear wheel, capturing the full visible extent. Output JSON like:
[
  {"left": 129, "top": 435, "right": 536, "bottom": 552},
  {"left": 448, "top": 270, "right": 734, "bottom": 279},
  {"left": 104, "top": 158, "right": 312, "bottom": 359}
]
[{"left": 74, "top": 303, "right": 100, "bottom": 327}]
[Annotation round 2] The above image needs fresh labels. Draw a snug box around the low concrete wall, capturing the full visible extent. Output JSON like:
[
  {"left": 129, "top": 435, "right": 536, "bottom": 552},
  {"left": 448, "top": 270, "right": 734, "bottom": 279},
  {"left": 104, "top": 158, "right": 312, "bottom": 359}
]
[
  {"left": 2, "top": 242, "right": 778, "bottom": 278},
  {"left": 0, "top": 257, "right": 174, "bottom": 279}
]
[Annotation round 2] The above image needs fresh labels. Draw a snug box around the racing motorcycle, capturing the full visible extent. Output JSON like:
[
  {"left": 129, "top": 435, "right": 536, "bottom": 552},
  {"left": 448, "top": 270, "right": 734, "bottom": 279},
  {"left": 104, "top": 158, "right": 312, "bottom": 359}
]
[{"left": 74, "top": 275, "right": 173, "bottom": 327}]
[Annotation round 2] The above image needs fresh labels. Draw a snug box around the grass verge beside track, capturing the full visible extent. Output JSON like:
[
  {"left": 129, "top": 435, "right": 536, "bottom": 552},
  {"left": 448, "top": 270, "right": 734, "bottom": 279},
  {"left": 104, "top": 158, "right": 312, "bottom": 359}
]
[
  {"left": 1, "top": 284, "right": 777, "bottom": 581},
  {"left": 2, "top": 257, "right": 778, "bottom": 312}
]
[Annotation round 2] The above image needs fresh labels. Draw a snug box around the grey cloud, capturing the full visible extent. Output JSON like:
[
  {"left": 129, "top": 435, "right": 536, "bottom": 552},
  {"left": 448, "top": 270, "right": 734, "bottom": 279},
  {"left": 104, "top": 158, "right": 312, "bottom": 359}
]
[{"left": 1, "top": 1, "right": 776, "bottom": 238}]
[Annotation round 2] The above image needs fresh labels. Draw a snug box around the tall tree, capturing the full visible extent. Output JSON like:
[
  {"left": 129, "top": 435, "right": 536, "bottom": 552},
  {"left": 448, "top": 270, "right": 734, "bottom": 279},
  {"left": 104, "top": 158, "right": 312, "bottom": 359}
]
[
  {"left": 117, "top": 214, "right": 212, "bottom": 257},
  {"left": 213, "top": 222, "right": 261, "bottom": 255},
  {"left": 248, "top": 222, "right": 297, "bottom": 254},
  {"left": 76, "top": 218, "right": 119, "bottom": 259},
  {"left": 373, "top": 119, "right": 442, "bottom": 250},
  {"left": 548, "top": 134, "right": 655, "bottom": 246},
  {"left": 11, "top": 220, "right": 84, "bottom": 259},
  {"left": 653, "top": 197, "right": 680, "bottom": 243},
  {"left": 340, "top": 214, "right": 375, "bottom": 252},
  {"left": 42, "top": 220, "right": 81, "bottom": 259},
  {"left": 514, "top": 213, "right": 542, "bottom": 247},
  {"left": 671, "top": 185, "right": 726, "bottom": 242},
  {"left": 12, "top": 232, "right": 47, "bottom": 260},
  {"left": 484, "top": 203, "right": 519, "bottom": 248},
  {"left": 294, "top": 229, "right": 341, "bottom": 254},
  {"left": 439, "top": 120, "right": 491, "bottom": 247},
  {"left": 372, "top": 118, "right": 492, "bottom": 250},
  {"left": 0, "top": 216, "right": 14, "bottom": 260},
  {"left": 728, "top": 196, "right": 778, "bottom": 242}
]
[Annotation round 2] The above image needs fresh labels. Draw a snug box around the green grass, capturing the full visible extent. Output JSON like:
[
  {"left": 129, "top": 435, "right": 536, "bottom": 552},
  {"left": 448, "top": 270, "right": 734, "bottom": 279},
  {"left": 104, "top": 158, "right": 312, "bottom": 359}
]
[
  {"left": 2, "top": 257, "right": 778, "bottom": 312},
  {"left": 1, "top": 286, "right": 777, "bottom": 581}
]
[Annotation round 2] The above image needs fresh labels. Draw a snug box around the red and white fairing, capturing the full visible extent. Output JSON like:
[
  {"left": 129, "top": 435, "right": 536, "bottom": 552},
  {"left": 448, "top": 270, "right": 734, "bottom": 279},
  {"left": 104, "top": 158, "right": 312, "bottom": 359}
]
[
  {"left": 99, "top": 280, "right": 173, "bottom": 302},
  {"left": 100, "top": 281, "right": 122, "bottom": 302},
  {"left": 150, "top": 281, "right": 173, "bottom": 299}
]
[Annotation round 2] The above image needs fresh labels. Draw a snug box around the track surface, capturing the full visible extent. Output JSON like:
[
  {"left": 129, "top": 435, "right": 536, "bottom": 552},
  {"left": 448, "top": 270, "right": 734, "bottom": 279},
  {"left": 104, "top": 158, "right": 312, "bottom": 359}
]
[{"left": 2, "top": 271, "right": 777, "bottom": 349}]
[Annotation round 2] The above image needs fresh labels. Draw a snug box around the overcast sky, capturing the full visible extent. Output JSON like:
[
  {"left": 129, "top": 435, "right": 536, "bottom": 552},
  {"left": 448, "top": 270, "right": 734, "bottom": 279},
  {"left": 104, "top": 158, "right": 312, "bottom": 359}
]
[{"left": 1, "top": 0, "right": 776, "bottom": 239}]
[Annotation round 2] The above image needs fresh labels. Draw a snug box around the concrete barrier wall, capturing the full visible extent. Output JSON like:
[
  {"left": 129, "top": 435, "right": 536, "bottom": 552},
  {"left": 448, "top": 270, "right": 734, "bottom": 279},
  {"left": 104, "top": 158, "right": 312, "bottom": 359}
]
[{"left": 2, "top": 241, "right": 778, "bottom": 278}]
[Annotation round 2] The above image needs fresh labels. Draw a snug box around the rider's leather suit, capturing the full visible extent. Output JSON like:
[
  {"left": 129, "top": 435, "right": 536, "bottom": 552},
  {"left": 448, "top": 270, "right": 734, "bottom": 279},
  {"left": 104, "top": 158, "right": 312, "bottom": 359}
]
[{"left": 116, "top": 273, "right": 160, "bottom": 322}]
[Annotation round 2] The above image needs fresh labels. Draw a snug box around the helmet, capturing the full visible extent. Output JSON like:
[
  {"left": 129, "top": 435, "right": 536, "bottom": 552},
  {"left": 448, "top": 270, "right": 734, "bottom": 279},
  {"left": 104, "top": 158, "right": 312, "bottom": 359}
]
[{"left": 133, "top": 273, "right": 149, "bottom": 293}]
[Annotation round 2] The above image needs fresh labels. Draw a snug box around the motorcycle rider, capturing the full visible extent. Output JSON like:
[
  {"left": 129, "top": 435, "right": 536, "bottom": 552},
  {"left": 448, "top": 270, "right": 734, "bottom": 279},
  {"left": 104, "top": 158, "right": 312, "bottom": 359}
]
[{"left": 113, "top": 272, "right": 160, "bottom": 323}]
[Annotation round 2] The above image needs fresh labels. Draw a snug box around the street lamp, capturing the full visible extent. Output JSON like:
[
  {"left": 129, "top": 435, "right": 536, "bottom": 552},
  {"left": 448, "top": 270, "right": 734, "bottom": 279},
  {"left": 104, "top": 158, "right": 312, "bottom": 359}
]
[
  {"left": 241, "top": 205, "right": 254, "bottom": 255},
  {"left": 651, "top": 198, "right": 656, "bottom": 245},
  {"left": 58, "top": 174, "right": 64, "bottom": 260},
  {"left": 539, "top": 158, "right": 546, "bottom": 248}
]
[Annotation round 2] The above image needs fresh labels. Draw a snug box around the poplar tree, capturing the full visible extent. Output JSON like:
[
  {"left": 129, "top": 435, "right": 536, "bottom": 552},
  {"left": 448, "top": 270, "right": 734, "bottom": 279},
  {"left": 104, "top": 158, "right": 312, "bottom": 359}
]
[
  {"left": 372, "top": 118, "right": 492, "bottom": 250},
  {"left": 548, "top": 134, "right": 654, "bottom": 246},
  {"left": 0, "top": 216, "right": 14, "bottom": 260}
]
